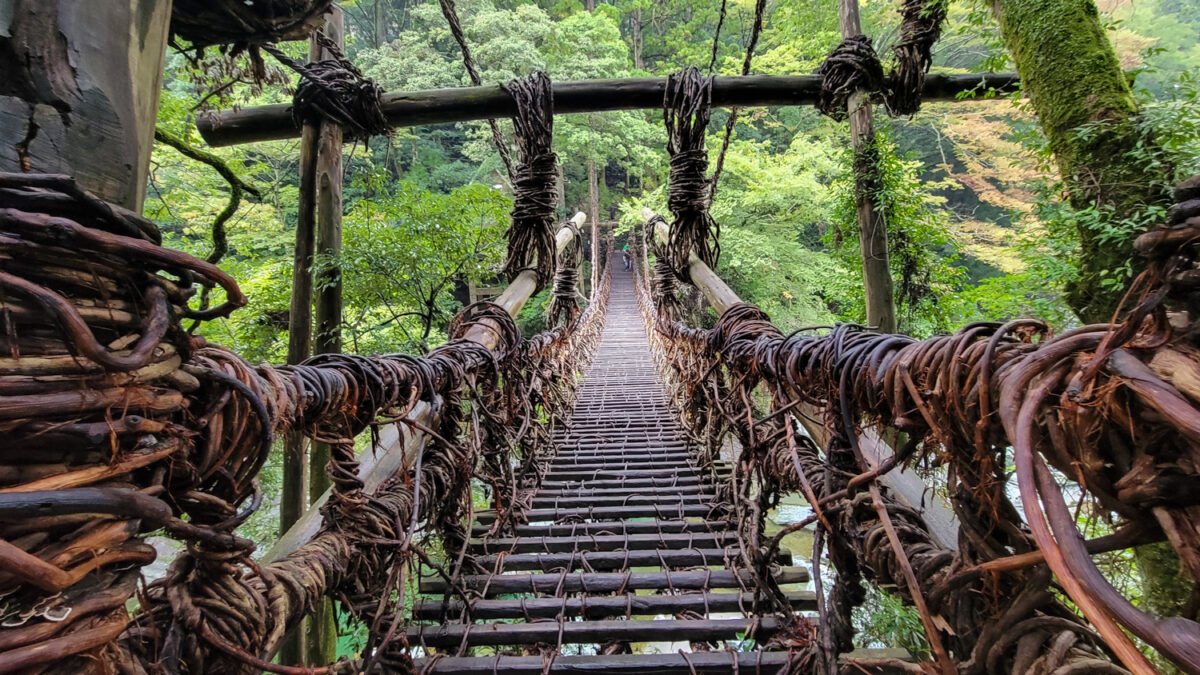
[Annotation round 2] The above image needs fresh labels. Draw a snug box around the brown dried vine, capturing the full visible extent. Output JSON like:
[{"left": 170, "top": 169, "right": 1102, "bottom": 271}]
[
  {"left": 636, "top": 174, "right": 1200, "bottom": 674},
  {"left": 0, "top": 173, "right": 608, "bottom": 673}
]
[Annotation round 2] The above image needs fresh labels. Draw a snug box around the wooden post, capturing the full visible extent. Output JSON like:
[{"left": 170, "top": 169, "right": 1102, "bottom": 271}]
[
  {"left": 278, "top": 24, "right": 327, "bottom": 671},
  {"left": 587, "top": 159, "right": 601, "bottom": 296},
  {"left": 308, "top": 29, "right": 345, "bottom": 674},
  {"left": 839, "top": 0, "right": 897, "bottom": 334},
  {"left": 0, "top": 0, "right": 172, "bottom": 211}
]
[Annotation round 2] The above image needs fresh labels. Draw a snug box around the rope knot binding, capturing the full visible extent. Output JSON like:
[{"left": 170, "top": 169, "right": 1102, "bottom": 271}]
[
  {"left": 263, "top": 33, "right": 390, "bottom": 140},
  {"left": 663, "top": 67, "right": 720, "bottom": 280},
  {"left": 503, "top": 71, "right": 559, "bottom": 289}
]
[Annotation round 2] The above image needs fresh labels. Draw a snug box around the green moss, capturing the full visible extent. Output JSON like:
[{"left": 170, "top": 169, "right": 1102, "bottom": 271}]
[{"left": 991, "top": 0, "right": 1172, "bottom": 321}]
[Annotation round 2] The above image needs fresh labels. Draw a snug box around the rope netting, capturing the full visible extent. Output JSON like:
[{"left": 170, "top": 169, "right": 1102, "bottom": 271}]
[
  {"left": 0, "top": 173, "right": 605, "bottom": 673},
  {"left": 636, "top": 174, "right": 1200, "bottom": 674}
]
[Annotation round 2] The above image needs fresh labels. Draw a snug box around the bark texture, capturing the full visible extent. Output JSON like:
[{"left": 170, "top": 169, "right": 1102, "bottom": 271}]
[{"left": 989, "top": 0, "right": 1171, "bottom": 322}]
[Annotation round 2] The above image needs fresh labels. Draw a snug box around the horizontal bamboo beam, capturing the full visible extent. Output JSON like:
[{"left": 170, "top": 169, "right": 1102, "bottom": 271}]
[
  {"left": 199, "top": 73, "right": 1020, "bottom": 147},
  {"left": 644, "top": 211, "right": 958, "bottom": 549},
  {"left": 266, "top": 215, "right": 585, "bottom": 562}
]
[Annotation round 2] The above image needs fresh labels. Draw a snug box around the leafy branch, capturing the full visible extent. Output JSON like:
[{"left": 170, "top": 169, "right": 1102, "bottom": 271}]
[{"left": 154, "top": 127, "right": 263, "bottom": 264}]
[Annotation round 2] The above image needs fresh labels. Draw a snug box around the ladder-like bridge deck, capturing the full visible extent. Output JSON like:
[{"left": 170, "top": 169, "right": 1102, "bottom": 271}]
[{"left": 408, "top": 269, "right": 892, "bottom": 673}]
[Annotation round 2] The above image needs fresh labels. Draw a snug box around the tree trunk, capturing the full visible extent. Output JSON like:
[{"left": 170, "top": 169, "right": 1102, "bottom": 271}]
[
  {"left": 588, "top": 158, "right": 601, "bottom": 296},
  {"left": 838, "top": 0, "right": 896, "bottom": 334},
  {"left": 988, "top": 0, "right": 1171, "bottom": 323},
  {"left": 0, "top": 0, "right": 171, "bottom": 211},
  {"left": 374, "top": 0, "right": 387, "bottom": 47},
  {"left": 988, "top": 0, "right": 1186, "bottom": 619},
  {"left": 631, "top": 8, "right": 645, "bottom": 70}
]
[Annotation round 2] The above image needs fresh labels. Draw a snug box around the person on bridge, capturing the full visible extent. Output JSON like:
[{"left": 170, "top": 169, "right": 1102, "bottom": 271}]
[{"left": 622, "top": 243, "right": 631, "bottom": 271}]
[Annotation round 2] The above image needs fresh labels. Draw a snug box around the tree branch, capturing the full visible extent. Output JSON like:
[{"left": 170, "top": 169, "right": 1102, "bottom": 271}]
[{"left": 154, "top": 127, "right": 262, "bottom": 265}]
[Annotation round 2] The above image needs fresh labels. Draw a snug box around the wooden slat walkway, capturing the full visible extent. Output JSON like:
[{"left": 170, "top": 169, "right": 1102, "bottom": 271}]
[{"left": 412, "top": 266, "right": 901, "bottom": 673}]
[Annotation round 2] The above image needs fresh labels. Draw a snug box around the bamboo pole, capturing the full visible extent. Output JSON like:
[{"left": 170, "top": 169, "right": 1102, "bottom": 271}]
[
  {"left": 840, "top": 0, "right": 896, "bottom": 334},
  {"left": 198, "top": 73, "right": 1020, "bottom": 147}
]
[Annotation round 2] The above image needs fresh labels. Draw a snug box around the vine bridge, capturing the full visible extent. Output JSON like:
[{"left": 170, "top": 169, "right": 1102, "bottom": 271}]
[{"left": 2, "top": 2, "right": 1200, "bottom": 675}]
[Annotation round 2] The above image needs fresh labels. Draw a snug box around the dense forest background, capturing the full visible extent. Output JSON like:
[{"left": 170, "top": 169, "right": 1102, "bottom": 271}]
[
  {"left": 151, "top": 0, "right": 1200, "bottom": 362},
  {"left": 145, "top": 0, "right": 1200, "bottom": 653}
]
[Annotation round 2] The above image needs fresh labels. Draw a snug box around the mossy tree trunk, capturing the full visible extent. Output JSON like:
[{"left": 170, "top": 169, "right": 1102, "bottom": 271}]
[
  {"left": 988, "top": 0, "right": 1172, "bottom": 323},
  {"left": 989, "top": 0, "right": 1189, "bottom": 621}
]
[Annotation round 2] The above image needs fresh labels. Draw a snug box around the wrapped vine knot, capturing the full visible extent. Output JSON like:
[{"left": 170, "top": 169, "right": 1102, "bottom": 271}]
[
  {"left": 0, "top": 173, "right": 248, "bottom": 672},
  {"left": 664, "top": 67, "right": 720, "bottom": 278},
  {"left": 816, "top": 35, "right": 883, "bottom": 121},
  {"left": 650, "top": 233, "right": 683, "bottom": 319},
  {"left": 263, "top": 33, "right": 390, "bottom": 140},
  {"left": 887, "top": 0, "right": 947, "bottom": 116},
  {"left": 502, "top": 72, "right": 559, "bottom": 289},
  {"left": 1131, "top": 174, "right": 1200, "bottom": 312},
  {"left": 817, "top": 0, "right": 948, "bottom": 119},
  {"left": 548, "top": 221, "right": 583, "bottom": 327},
  {"left": 170, "top": 0, "right": 332, "bottom": 51}
]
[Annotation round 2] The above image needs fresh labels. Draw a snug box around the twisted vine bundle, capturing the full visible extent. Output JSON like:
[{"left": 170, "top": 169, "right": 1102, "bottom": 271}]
[
  {"left": 548, "top": 221, "right": 583, "bottom": 327},
  {"left": 171, "top": 0, "right": 332, "bottom": 52},
  {"left": 817, "top": 0, "right": 947, "bottom": 119},
  {"left": 263, "top": 33, "right": 390, "bottom": 140},
  {"left": 637, "top": 175, "right": 1200, "bottom": 673},
  {"left": 0, "top": 173, "right": 609, "bottom": 673},
  {"left": 664, "top": 67, "right": 720, "bottom": 276},
  {"left": 503, "top": 72, "right": 559, "bottom": 289}
]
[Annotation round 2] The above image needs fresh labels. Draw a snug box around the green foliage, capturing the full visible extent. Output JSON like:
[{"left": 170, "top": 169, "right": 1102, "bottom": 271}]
[
  {"left": 854, "top": 584, "right": 932, "bottom": 660},
  {"left": 830, "top": 127, "right": 968, "bottom": 336},
  {"left": 341, "top": 174, "right": 512, "bottom": 353}
]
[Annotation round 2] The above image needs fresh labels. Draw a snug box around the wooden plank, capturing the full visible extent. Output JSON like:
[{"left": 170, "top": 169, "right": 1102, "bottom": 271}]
[
  {"left": 405, "top": 617, "right": 782, "bottom": 647},
  {"left": 411, "top": 590, "right": 816, "bottom": 620},
  {"left": 198, "top": 73, "right": 1021, "bottom": 146},
  {"left": 472, "top": 547, "right": 791, "bottom": 572},
  {"left": 533, "top": 486, "right": 714, "bottom": 498},
  {"left": 549, "top": 454, "right": 694, "bottom": 465},
  {"left": 419, "top": 567, "right": 810, "bottom": 595},
  {"left": 411, "top": 650, "right": 914, "bottom": 674},
  {"left": 472, "top": 519, "right": 736, "bottom": 537},
  {"left": 476, "top": 503, "right": 718, "bottom": 524},
  {"left": 468, "top": 532, "right": 739, "bottom": 554},
  {"left": 540, "top": 476, "right": 708, "bottom": 489},
  {"left": 529, "top": 494, "right": 714, "bottom": 509},
  {"left": 547, "top": 456, "right": 700, "bottom": 468}
]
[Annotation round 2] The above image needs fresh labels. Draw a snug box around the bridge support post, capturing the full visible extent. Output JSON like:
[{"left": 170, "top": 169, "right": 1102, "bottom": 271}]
[
  {"left": 838, "top": 0, "right": 897, "bottom": 334},
  {"left": 278, "top": 7, "right": 345, "bottom": 667}
]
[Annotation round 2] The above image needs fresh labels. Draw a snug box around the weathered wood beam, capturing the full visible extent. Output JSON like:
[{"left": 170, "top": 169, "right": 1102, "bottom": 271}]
[
  {"left": 198, "top": 73, "right": 1021, "bottom": 147},
  {"left": 411, "top": 650, "right": 914, "bottom": 674},
  {"left": 0, "top": 0, "right": 172, "bottom": 210},
  {"left": 645, "top": 211, "right": 957, "bottom": 549}
]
